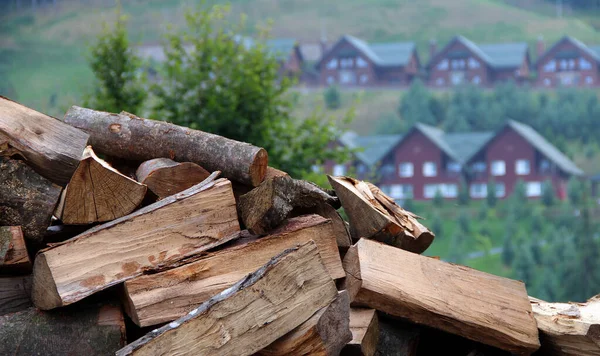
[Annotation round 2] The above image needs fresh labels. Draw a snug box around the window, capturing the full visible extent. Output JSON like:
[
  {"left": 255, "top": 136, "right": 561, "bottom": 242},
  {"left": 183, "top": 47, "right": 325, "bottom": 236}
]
[
  {"left": 560, "top": 59, "right": 568, "bottom": 70},
  {"left": 451, "top": 72, "right": 464, "bottom": 86},
  {"left": 356, "top": 57, "right": 368, "bottom": 68},
  {"left": 424, "top": 184, "right": 457, "bottom": 198},
  {"left": 389, "top": 184, "right": 413, "bottom": 199},
  {"left": 399, "top": 162, "right": 414, "bottom": 177},
  {"left": 447, "top": 162, "right": 461, "bottom": 173},
  {"left": 471, "top": 162, "right": 486, "bottom": 173},
  {"left": 526, "top": 182, "right": 542, "bottom": 197},
  {"left": 468, "top": 57, "right": 480, "bottom": 69},
  {"left": 543, "top": 60, "right": 556, "bottom": 72},
  {"left": 437, "top": 59, "right": 449, "bottom": 70},
  {"left": 444, "top": 184, "right": 458, "bottom": 198},
  {"left": 539, "top": 159, "right": 551, "bottom": 173},
  {"left": 586, "top": 76, "right": 594, "bottom": 85},
  {"left": 436, "top": 77, "right": 445, "bottom": 86},
  {"left": 359, "top": 74, "right": 369, "bottom": 84},
  {"left": 423, "top": 162, "right": 437, "bottom": 177},
  {"left": 543, "top": 78, "right": 551, "bottom": 87},
  {"left": 326, "top": 58, "right": 338, "bottom": 69},
  {"left": 495, "top": 183, "right": 505, "bottom": 198},
  {"left": 340, "top": 58, "right": 353, "bottom": 69},
  {"left": 515, "top": 159, "right": 530, "bottom": 175},
  {"left": 470, "top": 183, "right": 487, "bottom": 198},
  {"left": 472, "top": 75, "right": 481, "bottom": 85},
  {"left": 491, "top": 160, "right": 506, "bottom": 176},
  {"left": 339, "top": 71, "right": 356, "bottom": 84},
  {"left": 451, "top": 59, "right": 466, "bottom": 70},
  {"left": 333, "top": 164, "right": 346, "bottom": 176},
  {"left": 327, "top": 76, "right": 335, "bottom": 85},
  {"left": 580, "top": 58, "right": 592, "bottom": 70},
  {"left": 568, "top": 59, "right": 576, "bottom": 70}
]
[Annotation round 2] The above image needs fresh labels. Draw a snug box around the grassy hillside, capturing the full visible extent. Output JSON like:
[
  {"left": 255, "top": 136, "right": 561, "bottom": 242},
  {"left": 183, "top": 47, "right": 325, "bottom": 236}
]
[{"left": 2, "top": 0, "right": 599, "bottom": 115}]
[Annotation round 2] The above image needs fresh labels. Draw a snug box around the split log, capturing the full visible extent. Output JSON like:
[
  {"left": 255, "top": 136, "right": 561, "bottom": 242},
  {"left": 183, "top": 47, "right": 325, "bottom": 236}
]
[
  {"left": 62, "top": 106, "right": 267, "bottom": 186},
  {"left": 135, "top": 158, "right": 209, "bottom": 199},
  {"left": 31, "top": 174, "right": 240, "bottom": 310},
  {"left": 374, "top": 315, "right": 420, "bottom": 356},
  {"left": 342, "top": 238, "right": 540, "bottom": 355},
  {"left": 0, "top": 158, "right": 62, "bottom": 242},
  {"left": 239, "top": 175, "right": 339, "bottom": 234},
  {"left": 343, "top": 308, "right": 379, "bottom": 356},
  {"left": 264, "top": 166, "right": 289, "bottom": 179},
  {"left": 258, "top": 290, "right": 352, "bottom": 356},
  {"left": 328, "top": 176, "right": 434, "bottom": 254},
  {"left": 530, "top": 295, "right": 600, "bottom": 356},
  {"left": 0, "top": 226, "right": 31, "bottom": 274},
  {"left": 292, "top": 203, "right": 352, "bottom": 251},
  {"left": 0, "top": 96, "right": 89, "bottom": 186},
  {"left": 0, "top": 276, "right": 31, "bottom": 315},
  {"left": 56, "top": 146, "right": 147, "bottom": 225},
  {"left": 0, "top": 303, "right": 125, "bottom": 355},
  {"left": 117, "top": 241, "right": 339, "bottom": 356},
  {"left": 123, "top": 215, "right": 345, "bottom": 327}
]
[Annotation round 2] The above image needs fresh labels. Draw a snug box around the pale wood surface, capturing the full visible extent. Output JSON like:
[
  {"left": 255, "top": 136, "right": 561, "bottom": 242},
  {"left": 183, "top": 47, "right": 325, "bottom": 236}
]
[
  {"left": 0, "top": 276, "right": 31, "bottom": 315},
  {"left": 342, "top": 238, "right": 540, "bottom": 355},
  {"left": 0, "top": 226, "right": 31, "bottom": 274},
  {"left": 117, "top": 241, "right": 339, "bottom": 356},
  {"left": 292, "top": 202, "right": 352, "bottom": 250},
  {"left": 343, "top": 308, "right": 379, "bottom": 356},
  {"left": 136, "top": 158, "right": 209, "bottom": 199},
  {"left": 31, "top": 175, "right": 240, "bottom": 310},
  {"left": 123, "top": 215, "right": 345, "bottom": 327}
]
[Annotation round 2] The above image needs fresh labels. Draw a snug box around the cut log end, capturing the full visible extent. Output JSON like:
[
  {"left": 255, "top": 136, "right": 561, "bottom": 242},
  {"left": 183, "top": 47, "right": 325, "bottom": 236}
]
[
  {"left": 250, "top": 148, "right": 269, "bottom": 187},
  {"left": 31, "top": 254, "right": 61, "bottom": 310}
]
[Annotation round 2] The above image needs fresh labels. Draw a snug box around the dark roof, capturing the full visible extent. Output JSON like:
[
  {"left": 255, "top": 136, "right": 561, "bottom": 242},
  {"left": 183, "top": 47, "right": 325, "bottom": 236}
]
[
  {"left": 265, "top": 38, "right": 298, "bottom": 61},
  {"left": 536, "top": 36, "right": 600, "bottom": 66},
  {"left": 318, "top": 35, "right": 416, "bottom": 68},
  {"left": 339, "top": 131, "right": 403, "bottom": 166}
]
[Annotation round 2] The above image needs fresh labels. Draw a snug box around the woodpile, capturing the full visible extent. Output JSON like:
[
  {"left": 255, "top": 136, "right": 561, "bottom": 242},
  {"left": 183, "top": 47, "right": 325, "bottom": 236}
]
[{"left": 0, "top": 98, "right": 594, "bottom": 355}]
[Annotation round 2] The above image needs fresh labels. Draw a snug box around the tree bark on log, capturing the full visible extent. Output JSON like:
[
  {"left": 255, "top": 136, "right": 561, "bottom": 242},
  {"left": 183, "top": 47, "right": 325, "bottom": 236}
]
[
  {"left": 343, "top": 308, "right": 379, "bottom": 356},
  {"left": 0, "top": 96, "right": 89, "bottom": 186},
  {"left": 136, "top": 158, "right": 209, "bottom": 199},
  {"left": 122, "top": 215, "right": 345, "bottom": 327},
  {"left": 56, "top": 146, "right": 147, "bottom": 225},
  {"left": 0, "top": 158, "right": 62, "bottom": 242},
  {"left": 0, "top": 276, "right": 31, "bottom": 315},
  {"left": 116, "top": 241, "right": 339, "bottom": 356},
  {"left": 0, "top": 227, "right": 31, "bottom": 274},
  {"left": 31, "top": 174, "right": 240, "bottom": 310},
  {"left": 62, "top": 106, "right": 267, "bottom": 186}
]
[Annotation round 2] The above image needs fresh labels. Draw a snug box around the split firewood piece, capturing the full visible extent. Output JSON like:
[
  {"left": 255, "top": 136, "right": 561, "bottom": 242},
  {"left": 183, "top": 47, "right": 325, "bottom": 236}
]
[
  {"left": 0, "top": 96, "right": 89, "bottom": 186},
  {"left": 0, "top": 303, "right": 125, "bottom": 355},
  {"left": 135, "top": 158, "right": 209, "bottom": 199},
  {"left": 0, "top": 158, "right": 62, "bottom": 242},
  {"left": 530, "top": 295, "right": 600, "bottom": 356},
  {"left": 239, "top": 175, "right": 340, "bottom": 234},
  {"left": 117, "top": 241, "right": 339, "bottom": 356},
  {"left": 0, "top": 227, "right": 31, "bottom": 274},
  {"left": 31, "top": 174, "right": 240, "bottom": 310},
  {"left": 0, "top": 276, "right": 32, "bottom": 316},
  {"left": 343, "top": 308, "right": 379, "bottom": 356},
  {"left": 258, "top": 290, "right": 352, "bottom": 356},
  {"left": 328, "top": 176, "right": 434, "bottom": 254},
  {"left": 62, "top": 106, "right": 268, "bottom": 186},
  {"left": 342, "top": 239, "right": 540, "bottom": 355},
  {"left": 123, "top": 215, "right": 345, "bottom": 327},
  {"left": 375, "top": 315, "right": 420, "bottom": 356},
  {"left": 292, "top": 202, "right": 352, "bottom": 251},
  {"left": 56, "top": 146, "right": 147, "bottom": 225},
  {"left": 264, "top": 166, "right": 289, "bottom": 179}
]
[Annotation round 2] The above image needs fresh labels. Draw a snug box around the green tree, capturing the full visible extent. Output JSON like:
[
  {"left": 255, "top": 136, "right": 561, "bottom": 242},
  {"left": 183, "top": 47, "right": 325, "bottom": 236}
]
[
  {"left": 432, "top": 189, "right": 444, "bottom": 207},
  {"left": 457, "top": 179, "right": 469, "bottom": 206},
  {"left": 513, "top": 179, "right": 528, "bottom": 202},
  {"left": 530, "top": 207, "right": 544, "bottom": 234},
  {"left": 447, "top": 231, "right": 464, "bottom": 264},
  {"left": 431, "top": 212, "right": 443, "bottom": 237},
  {"left": 541, "top": 179, "right": 555, "bottom": 207},
  {"left": 457, "top": 210, "right": 470, "bottom": 234},
  {"left": 486, "top": 179, "right": 497, "bottom": 207},
  {"left": 398, "top": 79, "right": 438, "bottom": 127},
  {"left": 477, "top": 201, "right": 489, "bottom": 220},
  {"left": 501, "top": 233, "right": 515, "bottom": 267},
  {"left": 567, "top": 177, "right": 583, "bottom": 206},
  {"left": 514, "top": 241, "right": 535, "bottom": 286},
  {"left": 324, "top": 85, "right": 341, "bottom": 110}
]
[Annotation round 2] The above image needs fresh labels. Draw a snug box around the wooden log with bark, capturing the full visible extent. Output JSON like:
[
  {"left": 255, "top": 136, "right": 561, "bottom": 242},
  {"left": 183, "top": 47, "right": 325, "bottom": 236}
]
[
  {"left": 342, "top": 238, "right": 540, "bottom": 355},
  {"left": 122, "top": 215, "right": 345, "bottom": 327},
  {"left": 258, "top": 290, "right": 352, "bottom": 356},
  {"left": 343, "top": 308, "right": 379, "bottom": 356},
  {"left": 0, "top": 226, "right": 31, "bottom": 274},
  {"left": 62, "top": 106, "right": 268, "bottom": 186},
  {"left": 31, "top": 173, "right": 240, "bottom": 310},
  {"left": 239, "top": 175, "right": 340, "bottom": 234},
  {"left": 116, "top": 241, "right": 339, "bottom": 356},
  {"left": 530, "top": 295, "right": 600, "bottom": 356},
  {"left": 135, "top": 158, "right": 209, "bottom": 199},
  {"left": 0, "top": 276, "right": 32, "bottom": 315},
  {"left": 0, "top": 158, "right": 62, "bottom": 242},
  {"left": 0, "top": 96, "right": 89, "bottom": 186},
  {"left": 55, "top": 146, "right": 147, "bottom": 225},
  {"left": 328, "top": 176, "right": 434, "bottom": 254}
]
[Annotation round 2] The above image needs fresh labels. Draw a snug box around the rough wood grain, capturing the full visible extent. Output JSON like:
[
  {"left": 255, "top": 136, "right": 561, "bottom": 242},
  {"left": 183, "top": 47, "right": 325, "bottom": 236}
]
[
  {"left": 117, "top": 241, "right": 339, "bottom": 356},
  {"left": 342, "top": 238, "right": 540, "bottom": 355},
  {"left": 62, "top": 106, "right": 267, "bottom": 186},
  {"left": 292, "top": 203, "right": 352, "bottom": 251},
  {"left": 0, "top": 276, "right": 31, "bottom": 315},
  {"left": 0, "top": 96, "right": 89, "bottom": 185},
  {"left": 342, "top": 308, "right": 379, "bottom": 356},
  {"left": 57, "top": 146, "right": 147, "bottom": 225},
  {"left": 328, "top": 176, "right": 434, "bottom": 253},
  {"left": 135, "top": 158, "right": 209, "bottom": 199},
  {"left": 530, "top": 295, "right": 600, "bottom": 356},
  {"left": 123, "top": 215, "right": 345, "bottom": 327},
  {"left": 31, "top": 174, "right": 240, "bottom": 310},
  {"left": 0, "top": 227, "right": 31, "bottom": 274},
  {"left": 0, "top": 158, "right": 62, "bottom": 242}
]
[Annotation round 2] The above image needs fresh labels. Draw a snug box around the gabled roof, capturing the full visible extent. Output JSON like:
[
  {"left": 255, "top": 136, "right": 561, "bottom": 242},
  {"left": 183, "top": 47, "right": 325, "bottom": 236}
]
[
  {"left": 299, "top": 43, "right": 324, "bottom": 62},
  {"left": 535, "top": 36, "right": 600, "bottom": 66},
  {"left": 265, "top": 38, "right": 299, "bottom": 61},
  {"left": 317, "top": 35, "right": 416, "bottom": 68},
  {"left": 339, "top": 131, "right": 403, "bottom": 167}
]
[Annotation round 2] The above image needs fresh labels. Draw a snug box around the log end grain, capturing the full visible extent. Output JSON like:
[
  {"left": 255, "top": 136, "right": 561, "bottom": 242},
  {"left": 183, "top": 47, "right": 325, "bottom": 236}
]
[
  {"left": 31, "top": 254, "right": 62, "bottom": 310},
  {"left": 250, "top": 148, "right": 268, "bottom": 187}
]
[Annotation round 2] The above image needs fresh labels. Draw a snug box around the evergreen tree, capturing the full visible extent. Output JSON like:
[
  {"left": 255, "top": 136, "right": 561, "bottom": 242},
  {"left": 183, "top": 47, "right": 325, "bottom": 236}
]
[
  {"left": 501, "top": 233, "right": 515, "bottom": 267},
  {"left": 530, "top": 207, "right": 544, "bottom": 234},
  {"left": 431, "top": 212, "right": 443, "bottom": 237},
  {"left": 567, "top": 177, "right": 583, "bottom": 206},
  {"left": 432, "top": 189, "right": 444, "bottom": 207},
  {"left": 324, "top": 85, "right": 341, "bottom": 109},
  {"left": 457, "top": 179, "right": 469, "bottom": 206},
  {"left": 398, "top": 79, "right": 438, "bottom": 127},
  {"left": 514, "top": 242, "right": 535, "bottom": 286},
  {"left": 486, "top": 179, "right": 497, "bottom": 207},
  {"left": 513, "top": 179, "right": 527, "bottom": 202},
  {"left": 541, "top": 179, "right": 555, "bottom": 207},
  {"left": 477, "top": 201, "right": 489, "bottom": 220},
  {"left": 457, "top": 210, "right": 470, "bottom": 234},
  {"left": 447, "top": 231, "right": 464, "bottom": 264}
]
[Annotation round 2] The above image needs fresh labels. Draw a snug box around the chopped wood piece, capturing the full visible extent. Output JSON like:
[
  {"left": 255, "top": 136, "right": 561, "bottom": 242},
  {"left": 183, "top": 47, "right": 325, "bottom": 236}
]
[
  {"left": 0, "top": 158, "right": 62, "bottom": 242},
  {"left": 0, "top": 96, "right": 89, "bottom": 186},
  {"left": 135, "top": 158, "right": 209, "bottom": 199},
  {"left": 328, "top": 176, "right": 434, "bottom": 253},
  {"left": 374, "top": 315, "right": 420, "bottom": 356},
  {"left": 239, "top": 175, "right": 340, "bottom": 234},
  {"left": 530, "top": 295, "right": 600, "bottom": 356},
  {"left": 56, "top": 146, "right": 147, "bottom": 225},
  {"left": 0, "top": 276, "right": 31, "bottom": 315},
  {"left": 264, "top": 166, "right": 289, "bottom": 179},
  {"left": 0, "top": 227, "right": 31, "bottom": 274},
  {"left": 342, "top": 239, "right": 540, "bottom": 355},
  {"left": 292, "top": 202, "right": 352, "bottom": 251},
  {"left": 117, "top": 241, "right": 339, "bottom": 356},
  {"left": 0, "top": 303, "right": 125, "bottom": 355},
  {"left": 258, "top": 290, "right": 352, "bottom": 356},
  {"left": 62, "top": 106, "right": 267, "bottom": 186},
  {"left": 31, "top": 174, "right": 240, "bottom": 310},
  {"left": 343, "top": 308, "right": 379, "bottom": 356},
  {"left": 123, "top": 215, "right": 345, "bottom": 327}
]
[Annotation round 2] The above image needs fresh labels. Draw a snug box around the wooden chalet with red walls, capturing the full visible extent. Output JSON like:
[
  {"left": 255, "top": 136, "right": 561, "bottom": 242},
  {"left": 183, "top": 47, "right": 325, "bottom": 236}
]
[
  {"left": 315, "top": 35, "right": 421, "bottom": 87},
  {"left": 535, "top": 36, "right": 600, "bottom": 88},
  {"left": 427, "top": 36, "right": 531, "bottom": 87}
]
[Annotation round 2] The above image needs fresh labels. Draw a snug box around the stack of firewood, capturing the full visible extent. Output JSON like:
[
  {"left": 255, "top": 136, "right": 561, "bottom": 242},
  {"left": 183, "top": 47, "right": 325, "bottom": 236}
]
[{"left": 1, "top": 95, "right": 598, "bottom": 356}]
